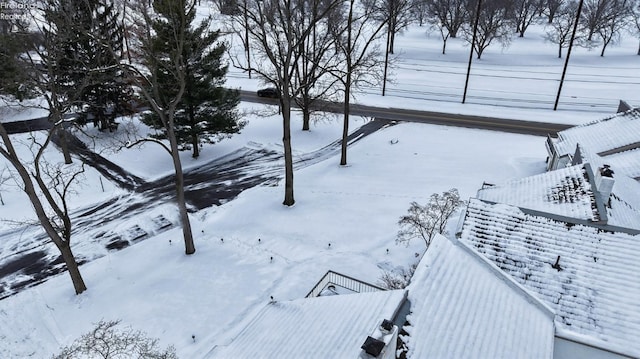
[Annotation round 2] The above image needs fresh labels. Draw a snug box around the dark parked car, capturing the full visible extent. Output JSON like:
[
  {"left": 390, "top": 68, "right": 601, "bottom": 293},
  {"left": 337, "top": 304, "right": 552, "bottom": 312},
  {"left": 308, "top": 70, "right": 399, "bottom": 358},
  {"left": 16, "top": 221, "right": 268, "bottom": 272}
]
[{"left": 257, "top": 87, "right": 280, "bottom": 98}]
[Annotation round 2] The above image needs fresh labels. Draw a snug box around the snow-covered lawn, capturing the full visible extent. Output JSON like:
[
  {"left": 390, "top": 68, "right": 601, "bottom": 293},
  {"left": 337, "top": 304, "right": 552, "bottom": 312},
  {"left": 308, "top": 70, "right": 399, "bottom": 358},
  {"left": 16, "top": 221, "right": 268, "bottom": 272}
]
[
  {"left": 1, "top": 11, "right": 638, "bottom": 357},
  {"left": 0, "top": 103, "right": 546, "bottom": 357}
]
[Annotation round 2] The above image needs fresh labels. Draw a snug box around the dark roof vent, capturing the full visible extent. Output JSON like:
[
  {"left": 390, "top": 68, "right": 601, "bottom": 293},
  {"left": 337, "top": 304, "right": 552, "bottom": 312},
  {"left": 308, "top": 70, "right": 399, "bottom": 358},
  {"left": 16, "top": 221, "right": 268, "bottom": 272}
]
[
  {"left": 600, "top": 165, "right": 614, "bottom": 178},
  {"left": 551, "top": 255, "right": 563, "bottom": 272},
  {"left": 361, "top": 336, "right": 385, "bottom": 357},
  {"left": 380, "top": 319, "right": 394, "bottom": 332}
]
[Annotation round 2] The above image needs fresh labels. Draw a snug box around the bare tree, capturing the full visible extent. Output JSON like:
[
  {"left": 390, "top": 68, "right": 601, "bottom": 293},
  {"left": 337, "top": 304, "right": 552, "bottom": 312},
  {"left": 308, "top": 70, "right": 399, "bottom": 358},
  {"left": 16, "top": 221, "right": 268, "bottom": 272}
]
[
  {"left": 424, "top": 0, "right": 468, "bottom": 39},
  {"left": 595, "top": 0, "right": 634, "bottom": 56},
  {"left": 223, "top": 0, "right": 253, "bottom": 78},
  {"left": 232, "top": 0, "right": 340, "bottom": 205},
  {"left": 0, "top": 123, "right": 88, "bottom": 294},
  {"left": 292, "top": 0, "right": 343, "bottom": 131},
  {"left": 545, "top": 0, "right": 565, "bottom": 23},
  {"left": 463, "top": 0, "right": 515, "bottom": 59},
  {"left": 545, "top": 0, "right": 582, "bottom": 58},
  {"left": 412, "top": 0, "right": 430, "bottom": 26},
  {"left": 124, "top": 0, "right": 196, "bottom": 254},
  {"left": 513, "top": 0, "right": 545, "bottom": 37},
  {"left": 329, "top": 0, "right": 387, "bottom": 166},
  {"left": 633, "top": 0, "right": 640, "bottom": 54},
  {"left": 579, "top": 0, "right": 632, "bottom": 45},
  {"left": 396, "top": 188, "right": 465, "bottom": 249},
  {"left": 364, "top": 0, "right": 415, "bottom": 54},
  {"left": 378, "top": 262, "right": 417, "bottom": 289},
  {"left": 213, "top": 0, "right": 242, "bottom": 15},
  {"left": 53, "top": 320, "right": 178, "bottom": 359}
]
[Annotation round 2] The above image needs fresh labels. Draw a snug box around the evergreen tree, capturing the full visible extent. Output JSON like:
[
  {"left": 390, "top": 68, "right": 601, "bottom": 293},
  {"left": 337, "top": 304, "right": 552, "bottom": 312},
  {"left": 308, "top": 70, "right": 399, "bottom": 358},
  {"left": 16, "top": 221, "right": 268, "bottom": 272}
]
[
  {"left": 78, "top": 1, "right": 133, "bottom": 131},
  {"left": 43, "top": 0, "right": 133, "bottom": 131},
  {"left": 142, "top": 9, "right": 242, "bottom": 158},
  {"left": 0, "top": 8, "right": 33, "bottom": 99}
]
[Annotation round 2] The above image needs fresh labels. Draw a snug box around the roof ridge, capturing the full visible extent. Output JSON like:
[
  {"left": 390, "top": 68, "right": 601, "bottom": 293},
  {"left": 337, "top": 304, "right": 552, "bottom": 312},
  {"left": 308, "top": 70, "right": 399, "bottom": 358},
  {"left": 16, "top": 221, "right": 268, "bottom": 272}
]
[
  {"left": 598, "top": 140, "right": 640, "bottom": 157},
  {"left": 576, "top": 107, "right": 640, "bottom": 128}
]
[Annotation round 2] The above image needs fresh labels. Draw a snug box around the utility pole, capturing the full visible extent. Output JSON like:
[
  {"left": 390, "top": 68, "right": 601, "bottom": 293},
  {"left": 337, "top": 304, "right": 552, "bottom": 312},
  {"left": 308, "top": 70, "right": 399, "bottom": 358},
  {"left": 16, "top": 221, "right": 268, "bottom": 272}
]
[
  {"left": 554, "top": 0, "right": 584, "bottom": 111},
  {"left": 462, "top": 0, "right": 482, "bottom": 104}
]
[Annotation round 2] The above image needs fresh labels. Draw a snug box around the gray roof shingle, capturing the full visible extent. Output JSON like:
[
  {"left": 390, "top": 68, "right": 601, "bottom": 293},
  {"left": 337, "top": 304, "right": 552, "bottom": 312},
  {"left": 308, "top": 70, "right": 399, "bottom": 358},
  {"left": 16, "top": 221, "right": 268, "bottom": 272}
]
[
  {"left": 405, "top": 234, "right": 555, "bottom": 359},
  {"left": 460, "top": 199, "right": 640, "bottom": 357}
]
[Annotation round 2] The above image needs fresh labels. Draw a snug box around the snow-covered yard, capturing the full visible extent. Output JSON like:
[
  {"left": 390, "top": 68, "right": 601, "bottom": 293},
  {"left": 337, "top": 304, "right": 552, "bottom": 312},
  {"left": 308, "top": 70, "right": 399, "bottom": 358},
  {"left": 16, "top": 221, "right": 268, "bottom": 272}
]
[
  {"left": 1, "top": 9, "right": 639, "bottom": 357},
  {"left": 0, "top": 106, "right": 547, "bottom": 357}
]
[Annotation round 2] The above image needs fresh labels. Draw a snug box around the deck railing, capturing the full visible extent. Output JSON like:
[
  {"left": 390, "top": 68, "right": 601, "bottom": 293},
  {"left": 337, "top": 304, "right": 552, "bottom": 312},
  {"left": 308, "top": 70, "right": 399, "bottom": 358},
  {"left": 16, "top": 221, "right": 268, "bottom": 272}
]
[{"left": 305, "top": 270, "right": 385, "bottom": 298}]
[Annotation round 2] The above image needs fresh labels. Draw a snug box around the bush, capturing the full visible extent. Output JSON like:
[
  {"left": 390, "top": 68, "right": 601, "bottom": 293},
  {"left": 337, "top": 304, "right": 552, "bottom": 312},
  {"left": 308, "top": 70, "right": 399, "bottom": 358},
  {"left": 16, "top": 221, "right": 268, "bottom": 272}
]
[
  {"left": 52, "top": 320, "right": 178, "bottom": 359},
  {"left": 396, "top": 188, "right": 465, "bottom": 249},
  {"left": 378, "top": 263, "right": 418, "bottom": 289}
]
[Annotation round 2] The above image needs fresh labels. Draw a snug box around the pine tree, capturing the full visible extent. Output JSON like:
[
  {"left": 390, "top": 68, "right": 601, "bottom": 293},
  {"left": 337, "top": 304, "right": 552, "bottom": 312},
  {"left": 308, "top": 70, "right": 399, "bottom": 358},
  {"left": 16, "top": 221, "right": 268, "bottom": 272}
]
[
  {"left": 142, "top": 8, "right": 242, "bottom": 158},
  {"left": 79, "top": 1, "right": 133, "bottom": 131},
  {"left": 43, "top": 0, "right": 133, "bottom": 131},
  {"left": 0, "top": 8, "right": 33, "bottom": 99}
]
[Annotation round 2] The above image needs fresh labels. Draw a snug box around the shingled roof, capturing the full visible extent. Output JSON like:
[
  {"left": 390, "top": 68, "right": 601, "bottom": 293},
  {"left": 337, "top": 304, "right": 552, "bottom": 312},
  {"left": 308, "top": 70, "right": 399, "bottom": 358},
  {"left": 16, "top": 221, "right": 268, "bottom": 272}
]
[
  {"left": 477, "top": 162, "right": 640, "bottom": 232},
  {"left": 459, "top": 199, "right": 640, "bottom": 357},
  {"left": 553, "top": 108, "right": 640, "bottom": 159},
  {"left": 404, "top": 234, "right": 555, "bottom": 359},
  {"left": 208, "top": 290, "right": 407, "bottom": 358}
]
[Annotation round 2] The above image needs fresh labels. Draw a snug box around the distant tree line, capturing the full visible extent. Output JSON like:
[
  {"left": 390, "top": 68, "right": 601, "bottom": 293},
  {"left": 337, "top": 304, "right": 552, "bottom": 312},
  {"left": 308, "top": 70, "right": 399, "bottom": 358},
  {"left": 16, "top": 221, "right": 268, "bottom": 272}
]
[{"left": 412, "top": 0, "right": 640, "bottom": 58}]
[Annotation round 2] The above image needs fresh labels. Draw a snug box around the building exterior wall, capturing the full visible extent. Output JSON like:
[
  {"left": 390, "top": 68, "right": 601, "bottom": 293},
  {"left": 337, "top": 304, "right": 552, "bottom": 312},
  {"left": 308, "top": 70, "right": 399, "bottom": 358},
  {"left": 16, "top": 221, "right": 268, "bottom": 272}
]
[{"left": 554, "top": 337, "right": 633, "bottom": 359}]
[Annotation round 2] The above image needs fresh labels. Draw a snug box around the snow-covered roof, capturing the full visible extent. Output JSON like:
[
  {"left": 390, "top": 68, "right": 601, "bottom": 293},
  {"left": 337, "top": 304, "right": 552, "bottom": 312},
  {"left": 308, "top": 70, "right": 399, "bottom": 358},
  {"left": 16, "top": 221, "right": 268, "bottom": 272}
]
[
  {"left": 209, "top": 290, "right": 407, "bottom": 359},
  {"left": 478, "top": 164, "right": 598, "bottom": 221},
  {"left": 579, "top": 153, "right": 640, "bottom": 230},
  {"left": 404, "top": 234, "right": 555, "bottom": 359},
  {"left": 601, "top": 148, "right": 640, "bottom": 180},
  {"left": 477, "top": 162, "right": 640, "bottom": 232},
  {"left": 553, "top": 107, "right": 640, "bottom": 158},
  {"left": 459, "top": 199, "right": 640, "bottom": 357}
]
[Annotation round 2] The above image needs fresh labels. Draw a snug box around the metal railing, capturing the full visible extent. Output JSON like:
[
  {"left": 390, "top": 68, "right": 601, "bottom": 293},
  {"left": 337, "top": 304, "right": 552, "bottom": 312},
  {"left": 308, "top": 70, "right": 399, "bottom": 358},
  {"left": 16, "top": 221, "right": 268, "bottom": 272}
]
[{"left": 305, "top": 270, "right": 385, "bottom": 298}]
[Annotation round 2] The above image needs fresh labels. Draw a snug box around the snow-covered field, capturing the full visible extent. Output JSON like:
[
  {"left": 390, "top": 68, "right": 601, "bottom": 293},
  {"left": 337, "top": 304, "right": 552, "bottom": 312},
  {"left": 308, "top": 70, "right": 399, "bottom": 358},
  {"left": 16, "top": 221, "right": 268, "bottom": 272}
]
[{"left": 1, "top": 8, "right": 639, "bottom": 358}]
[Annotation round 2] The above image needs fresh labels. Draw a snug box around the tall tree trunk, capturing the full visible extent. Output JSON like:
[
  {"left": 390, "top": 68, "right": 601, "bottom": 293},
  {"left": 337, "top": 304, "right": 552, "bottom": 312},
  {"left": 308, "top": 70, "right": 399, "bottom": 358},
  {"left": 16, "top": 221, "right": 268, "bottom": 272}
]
[
  {"left": 389, "top": 28, "right": 396, "bottom": 54},
  {"left": 558, "top": 44, "right": 562, "bottom": 58},
  {"left": 57, "top": 127, "right": 73, "bottom": 164},
  {"left": 282, "top": 98, "right": 294, "bottom": 206},
  {"left": 192, "top": 133, "right": 199, "bottom": 158},
  {"left": 302, "top": 109, "right": 311, "bottom": 131},
  {"left": 167, "top": 122, "right": 195, "bottom": 254},
  {"left": 637, "top": 40, "right": 640, "bottom": 55},
  {"left": 340, "top": 71, "right": 351, "bottom": 166},
  {"left": 59, "top": 242, "right": 87, "bottom": 294}
]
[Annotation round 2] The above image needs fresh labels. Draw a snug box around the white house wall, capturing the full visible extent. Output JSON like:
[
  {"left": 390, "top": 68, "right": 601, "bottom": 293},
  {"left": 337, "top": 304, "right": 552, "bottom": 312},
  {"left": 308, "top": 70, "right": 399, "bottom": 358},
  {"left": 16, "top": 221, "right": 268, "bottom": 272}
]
[{"left": 554, "top": 337, "right": 633, "bottom": 359}]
